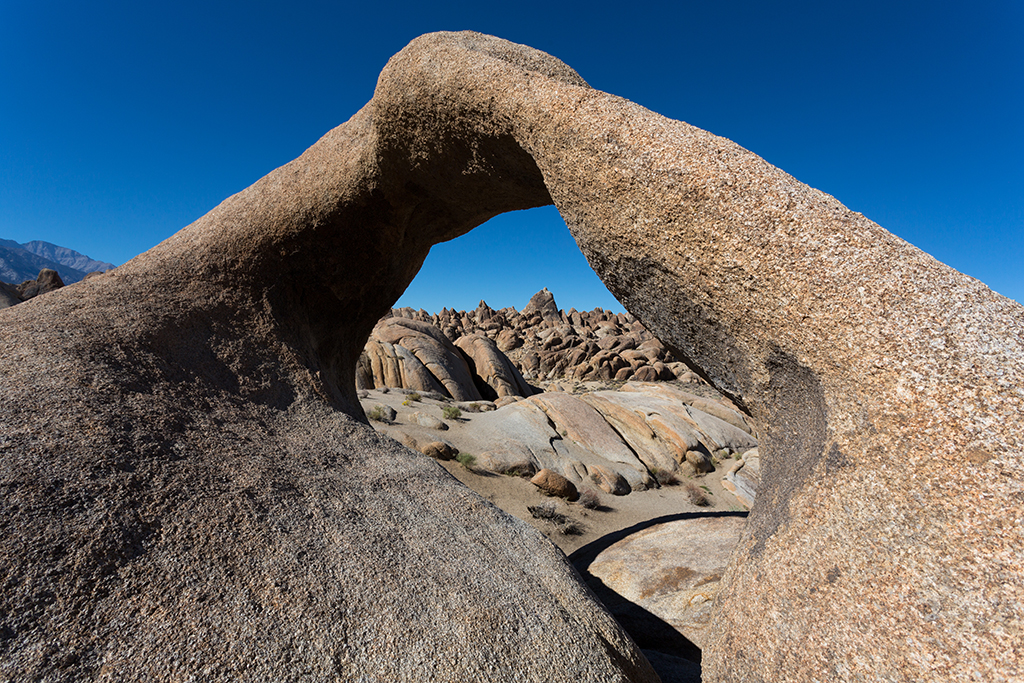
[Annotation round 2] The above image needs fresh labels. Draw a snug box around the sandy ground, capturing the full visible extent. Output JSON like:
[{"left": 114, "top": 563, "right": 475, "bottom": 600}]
[{"left": 360, "top": 381, "right": 749, "bottom": 555}]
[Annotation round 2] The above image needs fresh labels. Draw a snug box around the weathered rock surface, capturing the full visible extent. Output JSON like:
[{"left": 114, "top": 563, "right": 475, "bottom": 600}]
[
  {"left": 722, "top": 448, "right": 760, "bottom": 509},
  {"left": 458, "top": 384, "right": 754, "bottom": 494},
  {"left": 522, "top": 286, "right": 561, "bottom": 322},
  {"left": 1, "top": 29, "right": 1021, "bottom": 683},
  {"left": 412, "top": 411, "right": 448, "bottom": 430},
  {"left": 357, "top": 316, "right": 483, "bottom": 401},
  {"left": 0, "top": 281, "right": 20, "bottom": 309},
  {"left": 420, "top": 440, "right": 458, "bottom": 461},
  {"left": 572, "top": 515, "right": 747, "bottom": 655},
  {"left": 530, "top": 468, "right": 579, "bottom": 501},
  {"left": 455, "top": 333, "right": 534, "bottom": 399},
  {"left": 357, "top": 316, "right": 539, "bottom": 401}
]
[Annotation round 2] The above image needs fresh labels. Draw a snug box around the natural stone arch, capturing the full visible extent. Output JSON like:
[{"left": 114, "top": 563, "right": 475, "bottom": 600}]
[{"left": 1, "top": 31, "right": 1021, "bottom": 682}]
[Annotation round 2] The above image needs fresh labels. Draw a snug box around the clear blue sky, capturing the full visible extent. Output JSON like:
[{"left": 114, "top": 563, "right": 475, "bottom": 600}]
[{"left": 2, "top": 1, "right": 1021, "bottom": 313}]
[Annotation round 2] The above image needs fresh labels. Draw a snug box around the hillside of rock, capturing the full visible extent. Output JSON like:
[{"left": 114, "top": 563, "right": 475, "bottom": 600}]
[{"left": 362, "top": 379, "right": 759, "bottom": 501}]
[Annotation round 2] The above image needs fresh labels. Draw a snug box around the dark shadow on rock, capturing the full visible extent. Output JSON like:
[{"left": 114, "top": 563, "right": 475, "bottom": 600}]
[
  {"left": 569, "top": 510, "right": 749, "bottom": 672},
  {"left": 569, "top": 510, "right": 748, "bottom": 567},
  {"left": 641, "top": 649, "right": 703, "bottom": 683},
  {"left": 583, "top": 572, "right": 704, "bottom": 664}
]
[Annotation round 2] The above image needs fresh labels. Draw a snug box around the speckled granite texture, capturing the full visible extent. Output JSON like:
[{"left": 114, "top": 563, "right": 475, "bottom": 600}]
[{"left": 1, "top": 31, "right": 1021, "bottom": 682}]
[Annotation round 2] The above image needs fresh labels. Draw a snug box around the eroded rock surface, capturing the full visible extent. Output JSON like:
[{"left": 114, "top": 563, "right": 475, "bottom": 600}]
[
  {"left": 455, "top": 383, "right": 755, "bottom": 493},
  {"left": 0, "top": 33, "right": 662, "bottom": 683},
  {"left": 1, "top": 29, "right": 1021, "bottom": 683},
  {"left": 722, "top": 448, "right": 760, "bottom": 509},
  {"left": 572, "top": 515, "right": 747, "bottom": 655},
  {"left": 357, "top": 316, "right": 483, "bottom": 401}
]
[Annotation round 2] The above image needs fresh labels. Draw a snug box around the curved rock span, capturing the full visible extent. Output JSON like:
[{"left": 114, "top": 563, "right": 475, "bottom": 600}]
[{"left": 0, "top": 31, "right": 1020, "bottom": 682}]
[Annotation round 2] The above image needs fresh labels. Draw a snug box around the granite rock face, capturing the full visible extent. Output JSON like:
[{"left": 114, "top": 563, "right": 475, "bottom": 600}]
[
  {"left": 1, "top": 29, "right": 1021, "bottom": 682},
  {"left": 457, "top": 384, "right": 753, "bottom": 493},
  {"left": 0, "top": 34, "right": 660, "bottom": 683},
  {"left": 357, "top": 316, "right": 484, "bottom": 401},
  {"left": 572, "top": 515, "right": 748, "bottom": 655}
]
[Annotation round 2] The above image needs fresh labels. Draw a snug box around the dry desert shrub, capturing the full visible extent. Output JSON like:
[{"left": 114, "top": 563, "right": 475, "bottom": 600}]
[
  {"left": 528, "top": 501, "right": 560, "bottom": 520},
  {"left": 557, "top": 519, "right": 583, "bottom": 536},
  {"left": 455, "top": 452, "right": 476, "bottom": 469},
  {"left": 686, "top": 482, "right": 712, "bottom": 507},
  {"left": 528, "top": 502, "right": 584, "bottom": 535},
  {"left": 502, "top": 465, "right": 534, "bottom": 478},
  {"left": 651, "top": 467, "right": 679, "bottom": 486},
  {"left": 442, "top": 406, "right": 462, "bottom": 420},
  {"left": 576, "top": 488, "right": 602, "bottom": 510}
]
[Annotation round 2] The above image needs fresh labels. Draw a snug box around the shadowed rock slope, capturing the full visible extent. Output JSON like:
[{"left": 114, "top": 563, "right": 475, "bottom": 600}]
[{"left": 1, "top": 30, "right": 1022, "bottom": 682}]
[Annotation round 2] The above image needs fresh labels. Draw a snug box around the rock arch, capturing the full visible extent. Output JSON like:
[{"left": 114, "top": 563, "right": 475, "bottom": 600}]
[{"left": 0, "top": 31, "right": 1021, "bottom": 682}]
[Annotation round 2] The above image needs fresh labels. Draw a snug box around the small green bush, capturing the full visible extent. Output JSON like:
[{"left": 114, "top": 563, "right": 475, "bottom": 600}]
[
  {"left": 367, "top": 406, "right": 387, "bottom": 422},
  {"left": 442, "top": 406, "right": 462, "bottom": 420},
  {"left": 455, "top": 452, "right": 476, "bottom": 469},
  {"left": 407, "top": 392, "right": 422, "bottom": 402}
]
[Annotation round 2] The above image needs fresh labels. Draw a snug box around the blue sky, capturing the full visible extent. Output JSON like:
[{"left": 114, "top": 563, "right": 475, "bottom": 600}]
[{"left": 1, "top": 1, "right": 1021, "bottom": 312}]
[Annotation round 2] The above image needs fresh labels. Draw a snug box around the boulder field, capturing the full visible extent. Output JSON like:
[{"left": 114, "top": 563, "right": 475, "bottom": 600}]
[
  {"left": 1, "top": 30, "right": 1021, "bottom": 682},
  {"left": 379, "top": 288, "right": 697, "bottom": 386}
]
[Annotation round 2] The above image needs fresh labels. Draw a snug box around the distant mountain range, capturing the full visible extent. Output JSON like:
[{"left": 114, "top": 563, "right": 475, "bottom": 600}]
[{"left": 0, "top": 239, "right": 114, "bottom": 285}]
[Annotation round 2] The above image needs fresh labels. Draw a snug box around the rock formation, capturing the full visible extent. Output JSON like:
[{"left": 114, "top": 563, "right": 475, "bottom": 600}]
[
  {"left": 385, "top": 289, "right": 697, "bottom": 384},
  {"left": 721, "top": 448, "right": 760, "bottom": 509},
  {"left": 356, "top": 315, "right": 537, "bottom": 400},
  {"left": 454, "top": 382, "right": 756, "bottom": 495},
  {"left": 1, "top": 30, "right": 1021, "bottom": 682},
  {"left": 0, "top": 267, "right": 66, "bottom": 308},
  {"left": 571, "top": 515, "right": 748, "bottom": 656},
  {"left": 0, "top": 34, "right": 659, "bottom": 682},
  {"left": 356, "top": 316, "right": 485, "bottom": 400}
]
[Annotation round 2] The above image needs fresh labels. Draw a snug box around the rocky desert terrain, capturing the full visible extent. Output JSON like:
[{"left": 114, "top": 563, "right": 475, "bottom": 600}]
[{"left": 354, "top": 295, "right": 765, "bottom": 678}]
